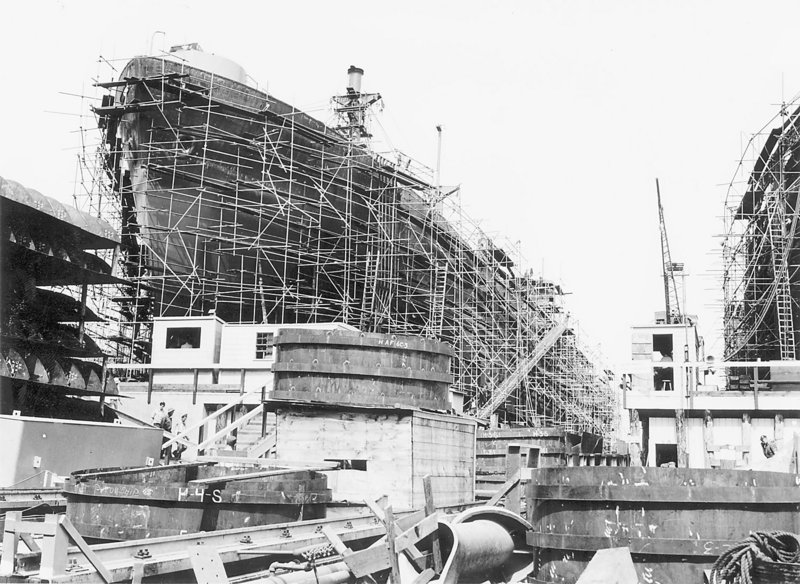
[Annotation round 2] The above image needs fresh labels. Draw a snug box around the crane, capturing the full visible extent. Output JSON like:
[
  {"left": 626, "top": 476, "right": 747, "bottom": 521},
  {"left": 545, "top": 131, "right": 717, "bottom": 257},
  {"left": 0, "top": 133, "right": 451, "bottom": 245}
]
[{"left": 656, "top": 178, "right": 684, "bottom": 324}]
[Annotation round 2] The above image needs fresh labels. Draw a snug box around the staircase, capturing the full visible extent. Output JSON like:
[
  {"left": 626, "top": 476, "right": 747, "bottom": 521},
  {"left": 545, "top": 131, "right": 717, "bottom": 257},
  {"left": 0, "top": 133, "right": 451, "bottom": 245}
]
[{"left": 210, "top": 410, "right": 277, "bottom": 458}]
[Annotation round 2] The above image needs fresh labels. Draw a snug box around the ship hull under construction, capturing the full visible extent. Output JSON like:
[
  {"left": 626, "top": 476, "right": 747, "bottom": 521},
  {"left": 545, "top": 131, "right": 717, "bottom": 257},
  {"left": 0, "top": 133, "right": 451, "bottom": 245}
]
[
  {"left": 723, "top": 100, "right": 800, "bottom": 372},
  {"left": 92, "top": 48, "right": 616, "bottom": 434}
]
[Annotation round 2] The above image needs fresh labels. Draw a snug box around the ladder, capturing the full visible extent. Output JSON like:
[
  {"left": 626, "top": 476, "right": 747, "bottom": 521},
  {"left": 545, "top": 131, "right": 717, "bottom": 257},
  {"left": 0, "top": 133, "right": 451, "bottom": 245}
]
[
  {"left": 429, "top": 261, "right": 448, "bottom": 337},
  {"left": 767, "top": 188, "right": 796, "bottom": 360}
]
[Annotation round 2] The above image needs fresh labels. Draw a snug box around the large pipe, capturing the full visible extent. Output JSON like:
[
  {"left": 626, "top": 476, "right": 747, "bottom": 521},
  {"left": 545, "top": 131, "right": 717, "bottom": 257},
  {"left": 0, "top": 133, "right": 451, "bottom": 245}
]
[
  {"left": 435, "top": 506, "right": 533, "bottom": 584},
  {"left": 448, "top": 520, "right": 514, "bottom": 575}
]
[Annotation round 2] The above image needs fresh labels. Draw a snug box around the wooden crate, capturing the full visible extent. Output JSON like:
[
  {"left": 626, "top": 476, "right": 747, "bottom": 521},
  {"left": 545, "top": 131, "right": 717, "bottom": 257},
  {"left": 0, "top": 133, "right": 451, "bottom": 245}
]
[{"left": 270, "top": 401, "right": 476, "bottom": 510}]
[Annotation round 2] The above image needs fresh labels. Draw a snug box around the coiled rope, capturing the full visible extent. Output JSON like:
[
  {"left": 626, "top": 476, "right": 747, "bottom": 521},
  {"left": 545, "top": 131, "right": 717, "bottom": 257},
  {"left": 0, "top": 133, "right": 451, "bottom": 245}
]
[{"left": 710, "top": 531, "right": 800, "bottom": 584}]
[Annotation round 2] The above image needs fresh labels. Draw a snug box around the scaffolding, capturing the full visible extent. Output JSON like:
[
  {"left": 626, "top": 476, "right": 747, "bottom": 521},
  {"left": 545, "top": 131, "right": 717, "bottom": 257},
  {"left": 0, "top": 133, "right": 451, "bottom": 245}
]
[
  {"left": 723, "top": 96, "right": 800, "bottom": 363},
  {"left": 77, "top": 48, "right": 618, "bottom": 440}
]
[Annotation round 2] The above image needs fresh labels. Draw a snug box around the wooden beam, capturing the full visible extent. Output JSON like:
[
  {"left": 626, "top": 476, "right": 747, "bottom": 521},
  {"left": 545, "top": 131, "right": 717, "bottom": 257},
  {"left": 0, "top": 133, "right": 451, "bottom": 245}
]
[
  {"left": 423, "top": 475, "right": 443, "bottom": 573},
  {"left": 385, "top": 506, "right": 402, "bottom": 584},
  {"left": 189, "top": 465, "right": 329, "bottom": 486},
  {"left": 394, "top": 513, "right": 439, "bottom": 554},
  {"left": 488, "top": 470, "right": 521, "bottom": 506},
  {"left": 411, "top": 568, "right": 437, "bottom": 584},
  {"left": 321, "top": 526, "right": 349, "bottom": 556}
]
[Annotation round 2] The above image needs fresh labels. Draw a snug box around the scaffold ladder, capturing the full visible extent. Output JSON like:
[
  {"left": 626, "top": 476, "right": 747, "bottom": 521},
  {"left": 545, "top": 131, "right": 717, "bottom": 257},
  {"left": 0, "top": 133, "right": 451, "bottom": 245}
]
[
  {"left": 767, "top": 189, "right": 796, "bottom": 360},
  {"left": 430, "top": 261, "right": 448, "bottom": 337}
]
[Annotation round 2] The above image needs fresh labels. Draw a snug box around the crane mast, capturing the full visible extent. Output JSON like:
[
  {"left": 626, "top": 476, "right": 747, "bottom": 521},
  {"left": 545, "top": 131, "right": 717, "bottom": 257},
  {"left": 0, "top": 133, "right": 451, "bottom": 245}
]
[{"left": 656, "top": 178, "right": 683, "bottom": 324}]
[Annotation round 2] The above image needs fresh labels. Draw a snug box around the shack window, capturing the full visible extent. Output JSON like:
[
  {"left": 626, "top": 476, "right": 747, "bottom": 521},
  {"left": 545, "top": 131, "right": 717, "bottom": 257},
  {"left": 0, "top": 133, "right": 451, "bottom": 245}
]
[
  {"left": 255, "top": 332, "right": 274, "bottom": 360},
  {"left": 166, "top": 327, "right": 201, "bottom": 349},
  {"left": 652, "top": 334, "right": 673, "bottom": 360},
  {"left": 653, "top": 333, "right": 674, "bottom": 391}
]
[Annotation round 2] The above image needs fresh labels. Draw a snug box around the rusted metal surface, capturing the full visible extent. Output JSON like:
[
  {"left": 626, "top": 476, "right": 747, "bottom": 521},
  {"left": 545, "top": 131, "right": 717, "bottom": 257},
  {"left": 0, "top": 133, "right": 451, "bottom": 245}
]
[
  {"left": 526, "top": 466, "right": 800, "bottom": 583},
  {"left": 271, "top": 329, "right": 454, "bottom": 410},
  {"left": 64, "top": 463, "right": 331, "bottom": 541}
]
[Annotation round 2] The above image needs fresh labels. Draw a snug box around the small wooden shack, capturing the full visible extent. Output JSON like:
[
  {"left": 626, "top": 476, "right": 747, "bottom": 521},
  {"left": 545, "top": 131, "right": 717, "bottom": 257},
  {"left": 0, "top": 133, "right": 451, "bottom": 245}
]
[{"left": 268, "top": 400, "right": 476, "bottom": 510}]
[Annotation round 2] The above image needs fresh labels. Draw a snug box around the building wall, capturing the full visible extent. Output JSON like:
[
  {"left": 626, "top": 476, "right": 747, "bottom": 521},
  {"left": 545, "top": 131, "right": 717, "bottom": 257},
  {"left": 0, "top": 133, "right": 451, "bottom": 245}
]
[
  {"left": 149, "top": 318, "right": 356, "bottom": 390},
  {"left": 646, "top": 415, "right": 800, "bottom": 471},
  {"left": 217, "top": 323, "right": 279, "bottom": 391},
  {"left": 630, "top": 324, "right": 700, "bottom": 394},
  {"left": 0, "top": 415, "right": 162, "bottom": 487}
]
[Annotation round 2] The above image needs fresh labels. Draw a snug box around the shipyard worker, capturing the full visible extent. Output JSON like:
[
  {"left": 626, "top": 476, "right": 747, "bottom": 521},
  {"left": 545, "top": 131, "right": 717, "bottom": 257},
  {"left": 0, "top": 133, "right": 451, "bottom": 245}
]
[
  {"left": 761, "top": 435, "right": 777, "bottom": 458},
  {"left": 172, "top": 413, "right": 188, "bottom": 460},
  {"left": 151, "top": 401, "right": 169, "bottom": 429}
]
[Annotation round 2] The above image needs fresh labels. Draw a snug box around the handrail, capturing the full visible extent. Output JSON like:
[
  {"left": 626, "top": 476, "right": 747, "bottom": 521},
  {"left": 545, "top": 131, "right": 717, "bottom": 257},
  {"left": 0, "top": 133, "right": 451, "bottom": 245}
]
[
  {"left": 106, "top": 405, "right": 198, "bottom": 449},
  {"left": 162, "top": 391, "right": 259, "bottom": 449},
  {"left": 196, "top": 404, "right": 265, "bottom": 452}
]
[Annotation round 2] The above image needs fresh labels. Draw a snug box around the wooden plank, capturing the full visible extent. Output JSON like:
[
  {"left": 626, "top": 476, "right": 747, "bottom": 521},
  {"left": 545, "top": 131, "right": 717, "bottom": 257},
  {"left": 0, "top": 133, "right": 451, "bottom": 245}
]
[
  {"left": 189, "top": 466, "right": 331, "bottom": 486},
  {"left": 394, "top": 512, "right": 439, "bottom": 554},
  {"left": 487, "top": 470, "right": 521, "bottom": 506},
  {"left": 385, "top": 506, "right": 402, "bottom": 584},
  {"left": 365, "top": 498, "right": 387, "bottom": 523},
  {"left": 341, "top": 545, "right": 390, "bottom": 578},
  {"left": 423, "top": 475, "right": 443, "bottom": 573},
  {"left": 576, "top": 547, "right": 638, "bottom": 584},
  {"left": 411, "top": 568, "right": 437, "bottom": 584},
  {"left": 321, "top": 525, "right": 350, "bottom": 556}
]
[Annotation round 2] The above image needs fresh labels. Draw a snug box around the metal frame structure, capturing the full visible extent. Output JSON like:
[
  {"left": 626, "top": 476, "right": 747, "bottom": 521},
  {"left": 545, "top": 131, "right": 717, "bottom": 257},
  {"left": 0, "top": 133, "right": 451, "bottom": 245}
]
[
  {"left": 723, "top": 97, "right": 800, "bottom": 362},
  {"left": 74, "top": 50, "right": 618, "bottom": 439}
]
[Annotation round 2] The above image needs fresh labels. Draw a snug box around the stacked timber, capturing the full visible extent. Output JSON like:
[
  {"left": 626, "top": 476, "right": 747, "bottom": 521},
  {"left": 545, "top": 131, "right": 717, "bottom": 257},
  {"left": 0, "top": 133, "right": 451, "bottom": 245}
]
[
  {"left": 527, "top": 467, "right": 800, "bottom": 583},
  {"left": 64, "top": 462, "right": 331, "bottom": 541},
  {"left": 271, "top": 329, "right": 453, "bottom": 410}
]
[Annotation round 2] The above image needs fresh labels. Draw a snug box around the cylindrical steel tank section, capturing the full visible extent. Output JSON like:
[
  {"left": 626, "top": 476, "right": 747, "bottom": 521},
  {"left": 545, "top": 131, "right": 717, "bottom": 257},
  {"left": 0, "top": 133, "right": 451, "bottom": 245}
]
[
  {"left": 64, "top": 463, "right": 330, "bottom": 541},
  {"left": 271, "top": 329, "right": 454, "bottom": 410},
  {"left": 526, "top": 467, "right": 800, "bottom": 583}
]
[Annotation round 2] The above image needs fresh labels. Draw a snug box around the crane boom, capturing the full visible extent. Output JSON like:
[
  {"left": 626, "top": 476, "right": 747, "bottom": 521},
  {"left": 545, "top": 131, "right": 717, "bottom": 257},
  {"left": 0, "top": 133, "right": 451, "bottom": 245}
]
[{"left": 656, "top": 179, "right": 683, "bottom": 324}]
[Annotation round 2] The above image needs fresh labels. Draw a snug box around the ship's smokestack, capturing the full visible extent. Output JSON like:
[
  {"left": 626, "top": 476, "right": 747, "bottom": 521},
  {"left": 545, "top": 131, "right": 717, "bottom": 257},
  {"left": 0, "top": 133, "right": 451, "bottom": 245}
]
[{"left": 347, "top": 65, "right": 364, "bottom": 93}]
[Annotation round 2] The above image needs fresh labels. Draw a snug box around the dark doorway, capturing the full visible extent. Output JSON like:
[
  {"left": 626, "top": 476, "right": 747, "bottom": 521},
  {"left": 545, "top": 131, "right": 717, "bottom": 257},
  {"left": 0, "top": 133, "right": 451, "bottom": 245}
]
[{"left": 655, "top": 443, "right": 678, "bottom": 467}]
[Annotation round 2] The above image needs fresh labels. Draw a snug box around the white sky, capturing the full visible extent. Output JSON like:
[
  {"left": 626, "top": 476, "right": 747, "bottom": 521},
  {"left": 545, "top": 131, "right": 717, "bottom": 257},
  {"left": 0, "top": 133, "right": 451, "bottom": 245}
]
[{"left": 2, "top": 0, "right": 799, "bottom": 365}]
